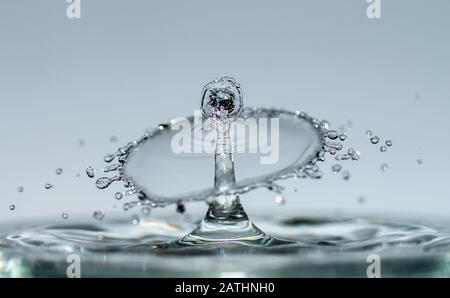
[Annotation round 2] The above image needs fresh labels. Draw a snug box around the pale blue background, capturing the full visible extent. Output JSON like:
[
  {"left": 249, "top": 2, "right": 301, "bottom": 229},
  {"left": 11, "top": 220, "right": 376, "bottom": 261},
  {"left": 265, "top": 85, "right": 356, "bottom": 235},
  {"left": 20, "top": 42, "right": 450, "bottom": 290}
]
[{"left": 0, "top": 0, "right": 449, "bottom": 223}]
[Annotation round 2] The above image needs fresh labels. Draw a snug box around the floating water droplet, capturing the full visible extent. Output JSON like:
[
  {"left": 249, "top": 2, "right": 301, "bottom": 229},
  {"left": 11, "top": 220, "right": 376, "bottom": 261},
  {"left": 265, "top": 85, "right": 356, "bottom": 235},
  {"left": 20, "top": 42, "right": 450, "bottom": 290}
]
[
  {"left": 339, "top": 134, "right": 347, "bottom": 141},
  {"left": 78, "top": 139, "right": 86, "bottom": 148},
  {"left": 104, "top": 154, "right": 115, "bottom": 163},
  {"left": 320, "top": 121, "right": 330, "bottom": 130},
  {"left": 141, "top": 207, "right": 151, "bottom": 215},
  {"left": 114, "top": 192, "right": 123, "bottom": 200},
  {"left": 385, "top": 140, "right": 392, "bottom": 146},
  {"left": 93, "top": 210, "right": 105, "bottom": 221},
  {"left": 275, "top": 195, "right": 286, "bottom": 205},
  {"left": 342, "top": 171, "right": 350, "bottom": 181},
  {"left": 365, "top": 130, "right": 373, "bottom": 138},
  {"left": 381, "top": 163, "right": 389, "bottom": 172},
  {"left": 95, "top": 177, "right": 112, "bottom": 189},
  {"left": 131, "top": 215, "right": 140, "bottom": 225},
  {"left": 417, "top": 159, "right": 423, "bottom": 165},
  {"left": 326, "top": 130, "right": 339, "bottom": 140},
  {"left": 61, "top": 213, "right": 68, "bottom": 219},
  {"left": 55, "top": 168, "right": 63, "bottom": 175},
  {"left": 357, "top": 196, "right": 366, "bottom": 204},
  {"left": 331, "top": 164, "right": 342, "bottom": 173},
  {"left": 110, "top": 135, "right": 118, "bottom": 143},
  {"left": 45, "top": 183, "right": 53, "bottom": 190},
  {"left": 9, "top": 204, "right": 15, "bottom": 211},
  {"left": 86, "top": 166, "right": 95, "bottom": 178},
  {"left": 17, "top": 186, "right": 24, "bottom": 193},
  {"left": 76, "top": 173, "right": 80, "bottom": 178},
  {"left": 370, "top": 136, "right": 380, "bottom": 144},
  {"left": 380, "top": 146, "right": 387, "bottom": 152}
]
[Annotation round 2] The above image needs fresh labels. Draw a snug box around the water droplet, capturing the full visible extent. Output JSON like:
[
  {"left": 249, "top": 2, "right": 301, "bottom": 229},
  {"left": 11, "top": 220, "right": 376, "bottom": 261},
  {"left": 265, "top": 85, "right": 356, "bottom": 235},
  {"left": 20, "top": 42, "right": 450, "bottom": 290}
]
[
  {"left": 104, "top": 154, "right": 115, "bottom": 163},
  {"left": 110, "top": 135, "right": 118, "bottom": 143},
  {"left": 326, "top": 130, "right": 339, "bottom": 140},
  {"left": 17, "top": 186, "right": 24, "bottom": 193},
  {"left": 385, "top": 140, "right": 392, "bottom": 146},
  {"left": 141, "top": 207, "right": 151, "bottom": 215},
  {"left": 131, "top": 215, "right": 140, "bottom": 225},
  {"left": 339, "top": 134, "right": 347, "bottom": 141},
  {"left": 9, "top": 204, "right": 15, "bottom": 211},
  {"left": 380, "top": 146, "right": 387, "bottom": 152},
  {"left": 331, "top": 164, "right": 342, "bottom": 173},
  {"left": 114, "top": 192, "right": 123, "bottom": 200},
  {"left": 365, "top": 130, "right": 373, "bottom": 138},
  {"left": 370, "top": 136, "right": 380, "bottom": 144},
  {"left": 45, "top": 183, "right": 53, "bottom": 190},
  {"left": 342, "top": 171, "right": 350, "bottom": 181},
  {"left": 357, "top": 196, "right": 366, "bottom": 204},
  {"left": 320, "top": 121, "right": 330, "bottom": 130},
  {"left": 95, "top": 177, "right": 112, "bottom": 189},
  {"left": 294, "top": 188, "right": 298, "bottom": 192},
  {"left": 86, "top": 166, "right": 95, "bottom": 178},
  {"left": 61, "top": 213, "right": 68, "bottom": 219},
  {"left": 417, "top": 158, "right": 423, "bottom": 165},
  {"left": 76, "top": 173, "right": 80, "bottom": 178},
  {"left": 381, "top": 163, "right": 389, "bottom": 172},
  {"left": 55, "top": 168, "right": 63, "bottom": 175},
  {"left": 78, "top": 139, "right": 86, "bottom": 148},
  {"left": 93, "top": 210, "right": 105, "bottom": 221},
  {"left": 275, "top": 195, "right": 286, "bottom": 205}
]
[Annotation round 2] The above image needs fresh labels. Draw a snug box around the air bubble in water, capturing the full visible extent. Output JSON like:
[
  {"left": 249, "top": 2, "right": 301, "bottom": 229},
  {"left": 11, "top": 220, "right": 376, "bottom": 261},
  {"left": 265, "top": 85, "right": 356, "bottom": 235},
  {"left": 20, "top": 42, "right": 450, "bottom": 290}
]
[
  {"left": 342, "top": 171, "right": 350, "bottom": 181},
  {"left": 365, "top": 130, "right": 373, "bottom": 138},
  {"left": 275, "top": 195, "right": 286, "bottom": 205},
  {"left": 370, "top": 136, "right": 380, "bottom": 144},
  {"left": 55, "top": 168, "right": 63, "bottom": 175},
  {"left": 381, "top": 163, "right": 389, "bottom": 172},
  {"left": 380, "top": 146, "right": 387, "bottom": 152},
  {"left": 386, "top": 140, "right": 392, "bottom": 146},
  {"left": 61, "top": 213, "right": 68, "bottom": 219},
  {"left": 17, "top": 186, "right": 24, "bottom": 193},
  {"left": 86, "top": 166, "right": 95, "bottom": 178},
  {"left": 115, "top": 192, "right": 123, "bottom": 200},
  {"left": 9, "top": 204, "right": 15, "bottom": 211},
  {"left": 131, "top": 215, "right": 140, "bottom": 225},
  {"left": 417, "top": 159, "right": 423, "bottom": 165},
  {"left": 45, "top": 183, "right": 53, "bottom": 190},
  {"left": 332, "top": 164, "right": 342, "bottom": 173},
  {"left": 93, "top": 210, "right": 105, "bottom": 221}
]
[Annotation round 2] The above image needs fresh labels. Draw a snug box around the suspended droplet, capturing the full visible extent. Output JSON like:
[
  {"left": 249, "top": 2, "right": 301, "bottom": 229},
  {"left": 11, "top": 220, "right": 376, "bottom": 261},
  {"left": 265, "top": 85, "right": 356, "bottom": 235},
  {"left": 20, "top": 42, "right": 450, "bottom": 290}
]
[
  {"left": 326, "top": 130, "right": 339, "bottom": 140},
  {"left": 381, "top": 163, "right": 389, "bottom": 172},
  {"left": 275, "top": 195, "right": 286, "bottom": 205},
  {"left": 55, "top": 168, "right": 63, "bottom": 175},
  {"left": 365, "top": 130, "right": 373, "bottom": 138},
  {"left": 93, "top": 210, "right": 105, "bottom": 221},
  {"left": 104, "top": 154, "right": 115, "bottom": 163},
  {"left": 95, "top": 177, "right": 111, "bottom": 189},
  {"left": 131, "top": 215, "right": 140, "bottom": 225},
  {"left": 417, "top": 158, "right": 423, "bottom": 165},
  {"left": 370, "top": 136, "right": 380, "bottom": 144},
  {"left": 9, "top": 204, "right": 15, "bottom": 211},
  {"left": 109, "top": 135, "right": 118, "bottom": 143},
  {"left": 339, "top": 134, "right": 347, "bottom": 141},
  {"left": 385, "top": 140, "right": 392, "bottom": 146},
  {"left": 86, "top": 166, "right": 95, "bottom": 178},
  {"left": 380, "top": 146, "right": 387, "bottom": 152},
  {"left": 357, "top": 196, "right": 366, "bottom": 204},
  {"left": 61, "top": 213, "right": 68, "bottom": 219},
  {"left": 45, "top": 183, "right": 53, "bottom": 190},
  {"left": 331, "top": 164, "right": 342, "bottom": 173},
  {"left": 342, "top": 171, "right": 350, "bottom": 181},
  {"left": 78, "top": 139, "right": 86, "bottom": 148},
  {"left": 17, "top": 186, "right": 24, "bottom": 193},
  {"left": 320, "top": 120, "right": 330, "bottom": 130},
  {"left": 114, "top": 192, "right": 123, "bottom": 200}
]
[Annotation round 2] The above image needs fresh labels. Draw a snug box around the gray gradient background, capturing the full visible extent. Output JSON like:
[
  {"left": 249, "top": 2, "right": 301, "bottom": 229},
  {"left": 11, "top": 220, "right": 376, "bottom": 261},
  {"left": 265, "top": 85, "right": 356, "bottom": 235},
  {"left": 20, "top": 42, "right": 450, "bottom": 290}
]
[{"left": 0, "top": 0, "right": 449, "bottom": 224}]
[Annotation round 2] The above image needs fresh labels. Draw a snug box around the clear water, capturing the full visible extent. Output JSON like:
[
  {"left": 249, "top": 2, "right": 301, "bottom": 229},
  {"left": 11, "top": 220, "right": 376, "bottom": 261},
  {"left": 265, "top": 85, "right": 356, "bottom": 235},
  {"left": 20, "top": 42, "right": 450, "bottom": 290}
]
[{"left": 1, "top": 77, "right": 447, "bottom": 277}]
